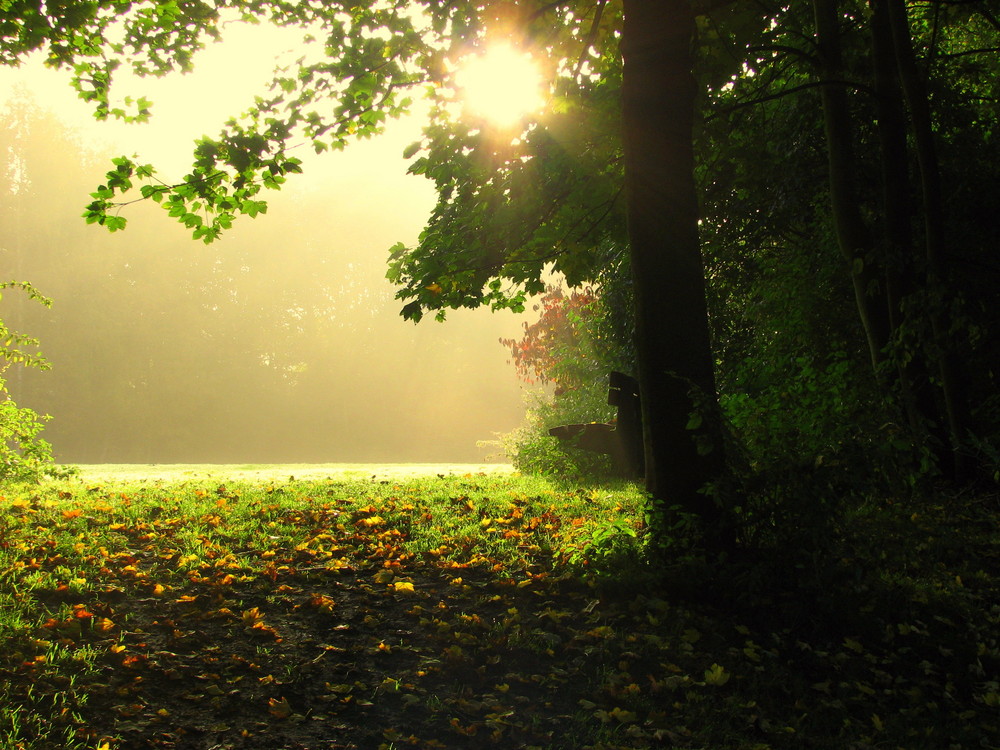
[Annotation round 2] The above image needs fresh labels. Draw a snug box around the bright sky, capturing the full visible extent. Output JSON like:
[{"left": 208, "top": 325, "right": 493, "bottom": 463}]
[
  {"left": 0, "top": 21, "right": 546, "bottom": 173},
  {"left": 0, "top": 22, "right": 426, "bottom": 176}
]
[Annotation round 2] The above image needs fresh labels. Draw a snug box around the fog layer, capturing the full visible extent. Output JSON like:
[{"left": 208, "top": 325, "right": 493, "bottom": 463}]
[{"left": 1, "top": 93, "right": 528, "bottom": 464}]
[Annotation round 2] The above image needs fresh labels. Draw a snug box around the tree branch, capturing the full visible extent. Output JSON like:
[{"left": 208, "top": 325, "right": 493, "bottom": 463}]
[
  {"left": 707, "top": 78, "right": 874, "bottom": 120},
  {"left": 936, "top": 46, "right": 1000, "bottom": 58},
  {"left": 746, "top": 44, "right": 820, "bottom": 66},
  {"left": 573, "top": 0, "right": 607, "bottom": 78}
]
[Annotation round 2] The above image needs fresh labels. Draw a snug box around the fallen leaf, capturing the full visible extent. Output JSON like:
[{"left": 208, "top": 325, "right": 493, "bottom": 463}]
[
  {"left": 704, "top": 663, "right": 731, "bottom": 686},
  {"left": 268, "top": 696, "right": 293, "bottom": 718}
]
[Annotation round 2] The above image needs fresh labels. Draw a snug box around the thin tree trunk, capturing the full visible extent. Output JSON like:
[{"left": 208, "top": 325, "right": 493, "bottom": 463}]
[
  {"left": 813, "top": 0, "right": 892, "bottom": 370},
  {"left": 620, "top": 0, "right": 731, "bottom": 552},
  {"left": 885, "top": 0, "right": 973, "bottom": 477}
]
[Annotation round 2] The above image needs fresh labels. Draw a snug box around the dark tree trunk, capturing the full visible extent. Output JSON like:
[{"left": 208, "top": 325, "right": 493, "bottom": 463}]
[
  {"left": 813, "top": 0, "right": 892, "bottom": 371},
  {"left": 885, "top": 0, "right": 973, "bottom": 477},
  {"left": 620, "top": 0, "right": 731, "bottom": 551},
  {"left": 870, "top": 0, "right": 952, "bottom": 459}
]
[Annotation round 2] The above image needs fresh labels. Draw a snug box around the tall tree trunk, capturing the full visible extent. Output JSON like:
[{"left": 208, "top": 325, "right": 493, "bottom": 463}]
[
  {"left": 885, "top": 0, "right": 973, "bottom": 477},
  {"left": 620, "top": 0, "right": 730, "bottom": 551},
  {"left": 870, "top": 0, "right": 951, "bottom": 456},
  {"left": 813, "top": 0, "right": 892, "bottom": 371}
]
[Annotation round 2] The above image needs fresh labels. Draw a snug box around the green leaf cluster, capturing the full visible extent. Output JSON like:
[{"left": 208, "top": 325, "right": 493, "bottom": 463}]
[{"left": 0, "top": 282, "right": 57, "bottom": 483}]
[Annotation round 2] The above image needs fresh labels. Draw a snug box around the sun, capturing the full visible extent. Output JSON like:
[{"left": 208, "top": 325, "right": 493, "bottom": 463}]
[{"left": 454, "top": 43, "right": 545, "bottom": 128}]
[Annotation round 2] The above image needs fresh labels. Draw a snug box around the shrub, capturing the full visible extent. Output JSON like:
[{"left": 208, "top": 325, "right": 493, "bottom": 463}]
[
  {"left": 500, "top": 285, "right": 628, "bottom": 479},
  {"left": 0, "top": 281, "right": 59, "bottom": 483}
]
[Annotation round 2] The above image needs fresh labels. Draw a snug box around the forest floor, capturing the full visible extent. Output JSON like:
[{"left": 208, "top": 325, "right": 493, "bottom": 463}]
[{"left": 0, "top": 468, "right": 997, "bottom": 749}]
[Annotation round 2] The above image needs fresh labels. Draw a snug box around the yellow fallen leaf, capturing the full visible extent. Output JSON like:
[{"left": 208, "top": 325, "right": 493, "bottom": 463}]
[
  {"left": 393, "top": 581, "right": 416, "bottom": 594},
  {"left": 610, "top": 706, "right": 638, "bottom": 723},
  {"left": 844, "top": 637, "right": 864, "bottom": 653},
  {"left": 704, "top": 663, "right": 731, "bottom": 686},
  {"left": 681, "top": 628, "right": 701, "bottom": 644}
]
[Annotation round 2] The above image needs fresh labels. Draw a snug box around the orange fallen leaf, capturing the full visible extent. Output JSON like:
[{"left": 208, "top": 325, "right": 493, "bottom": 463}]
[
  {"left": 268, "top": 696, "right": 292, "bottom": 718},
  {"left": 92, "top": 617, "right": 115, "bottom": 633}
]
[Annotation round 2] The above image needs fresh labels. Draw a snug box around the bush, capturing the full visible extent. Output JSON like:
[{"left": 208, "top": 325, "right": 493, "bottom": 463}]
[
  {"left": 500, "top": 284, "right": 633, "bottom": 480},
  {"left": 1, "top": 281, "right": 59, "bottom": 483},
  {"left": 0, "top": 391, "right": 57, "bottom": 482},
  {"left": 503, "top": 383, "right": 618, "bottom": 480}
]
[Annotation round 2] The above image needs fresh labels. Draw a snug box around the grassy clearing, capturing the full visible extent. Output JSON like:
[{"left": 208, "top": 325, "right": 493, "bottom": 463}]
[
  {"left": 0, "top": 469, "right": 997, "bottom": 749},
  {"left": 68, "top": 463, "right": 517, "bottom": 483}
]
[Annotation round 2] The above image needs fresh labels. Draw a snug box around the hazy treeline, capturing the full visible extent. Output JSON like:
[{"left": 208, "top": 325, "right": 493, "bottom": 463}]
[{"left": 1, "top": 95, "right": 527, "bottom": 464}]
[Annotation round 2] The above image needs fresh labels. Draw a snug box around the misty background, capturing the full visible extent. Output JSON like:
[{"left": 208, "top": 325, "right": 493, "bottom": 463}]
[{"left": 0, "top": 28, "right": 531, "bottom": 464}]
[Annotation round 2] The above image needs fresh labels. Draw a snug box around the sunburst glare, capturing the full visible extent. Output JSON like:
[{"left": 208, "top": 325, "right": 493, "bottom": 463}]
[{"left": 455, "top": 43, "right": 545, "bottom": 128}]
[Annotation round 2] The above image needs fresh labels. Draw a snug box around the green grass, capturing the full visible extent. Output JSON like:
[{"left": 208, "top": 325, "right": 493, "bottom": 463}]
[
  {"left": 0, "top": 467, "right": 997, "bottom": 749},
  {"left": 67, "top": 462, "right": 517, "bottom": 483}
]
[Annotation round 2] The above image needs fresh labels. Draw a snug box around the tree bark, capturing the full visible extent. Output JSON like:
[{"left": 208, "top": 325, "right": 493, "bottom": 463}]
[
  {"left": 870, "top": 0, "right": 951, "bottom": 458},
  {"left": 620, "top": 0, "right": 730, "bottom": 551},
  {"left": 813, "top": 0, "right": 892, "bottom": 371},
  {"left": 885, "top": 0, "right": 973, "bottom": 477}
]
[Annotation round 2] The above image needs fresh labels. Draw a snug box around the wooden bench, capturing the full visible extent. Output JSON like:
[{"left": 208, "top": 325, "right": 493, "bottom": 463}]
[{"left": 548, "top": 371, "right": 644, "bottom": 477}]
